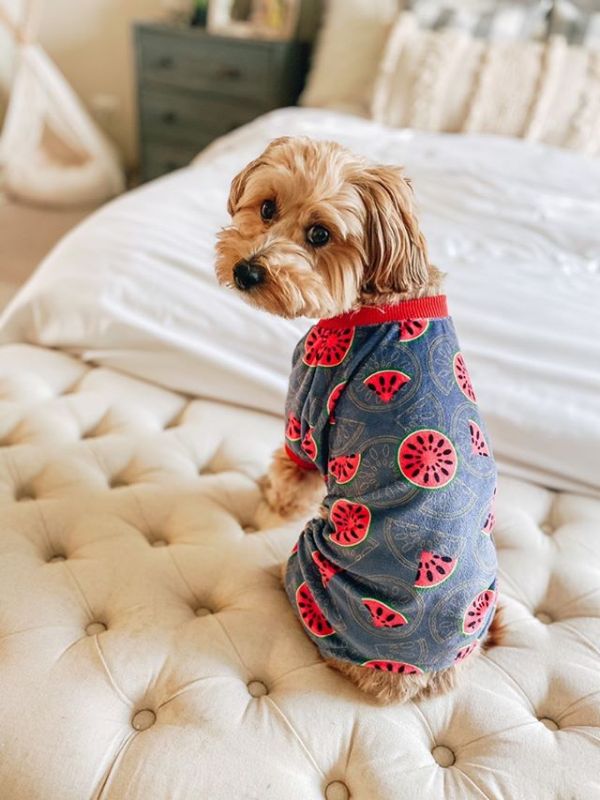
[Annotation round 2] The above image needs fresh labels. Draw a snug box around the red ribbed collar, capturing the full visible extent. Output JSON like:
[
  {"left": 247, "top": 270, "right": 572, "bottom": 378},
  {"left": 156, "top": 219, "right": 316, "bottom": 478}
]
[{"left": 318, "top": 295, "right": 448, "bottom": 329}]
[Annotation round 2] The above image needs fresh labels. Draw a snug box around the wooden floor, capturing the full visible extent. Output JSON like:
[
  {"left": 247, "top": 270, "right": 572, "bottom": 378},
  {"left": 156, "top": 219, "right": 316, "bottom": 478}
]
[{"left": 0, "top": 195, "right": 96, "bottom": 309}]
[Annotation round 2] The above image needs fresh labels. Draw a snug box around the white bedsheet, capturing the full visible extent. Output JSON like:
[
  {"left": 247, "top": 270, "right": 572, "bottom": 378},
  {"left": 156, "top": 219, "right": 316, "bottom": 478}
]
[{"left": 1, "top": 108, "right": 599, "bottom": 495}]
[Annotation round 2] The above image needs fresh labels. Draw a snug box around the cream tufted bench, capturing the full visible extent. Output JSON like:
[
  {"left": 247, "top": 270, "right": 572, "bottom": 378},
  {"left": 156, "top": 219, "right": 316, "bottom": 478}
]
[{"left": 0, "top": 344, "right": 598, "bottom": 799}]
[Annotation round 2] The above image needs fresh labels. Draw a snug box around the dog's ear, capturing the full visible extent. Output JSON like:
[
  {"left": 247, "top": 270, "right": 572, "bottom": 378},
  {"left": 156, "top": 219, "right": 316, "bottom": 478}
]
[
  {"left": 227, "top": 156, "right": 265, "bottom": 216},
  {"left": 354, "top": 165, "right": 429, "bottom": 294},
  {"left": 227, "top": 137, "right": 292, "bottom": 216}
]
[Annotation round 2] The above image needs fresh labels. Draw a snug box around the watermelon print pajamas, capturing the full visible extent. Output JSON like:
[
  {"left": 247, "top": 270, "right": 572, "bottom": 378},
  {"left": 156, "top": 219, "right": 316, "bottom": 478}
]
[{"left": 283, "top": 295, "right": 498, "bottom": 674}]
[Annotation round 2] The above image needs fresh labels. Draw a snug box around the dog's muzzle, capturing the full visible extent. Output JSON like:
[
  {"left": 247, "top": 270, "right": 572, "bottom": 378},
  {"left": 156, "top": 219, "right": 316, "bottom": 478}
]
[{"left": 233, "top": 260, "right": 266, "bottom": 291}]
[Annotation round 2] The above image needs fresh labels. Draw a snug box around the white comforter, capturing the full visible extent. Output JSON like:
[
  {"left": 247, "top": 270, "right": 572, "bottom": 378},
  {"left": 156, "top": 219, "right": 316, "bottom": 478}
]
[{"left": 1, "top": 108, "right": 599, "bottom": 496}]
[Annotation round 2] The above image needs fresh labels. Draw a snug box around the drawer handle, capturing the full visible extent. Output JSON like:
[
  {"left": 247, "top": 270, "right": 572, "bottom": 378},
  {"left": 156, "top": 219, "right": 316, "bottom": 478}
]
[
  {"left": 161, "top": 111, "right": 178, "bottom": 125},
  {"left": 158, "top": 56, "right": 174, "bottom": 69},
  {"left": 215, "top": 66, "right": 242, "bottom": 80}
]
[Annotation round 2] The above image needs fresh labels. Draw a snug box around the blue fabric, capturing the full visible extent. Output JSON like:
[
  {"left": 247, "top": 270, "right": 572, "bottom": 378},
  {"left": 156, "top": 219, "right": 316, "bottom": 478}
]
[{"left": 284, "top": 309, "right": 497, "bottom": 673}]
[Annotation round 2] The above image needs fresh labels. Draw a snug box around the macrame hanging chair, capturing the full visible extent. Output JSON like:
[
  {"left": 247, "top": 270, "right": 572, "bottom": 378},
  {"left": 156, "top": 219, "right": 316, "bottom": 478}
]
[{"left": 0, "top": 0, "right": 124, "bottom": 207}]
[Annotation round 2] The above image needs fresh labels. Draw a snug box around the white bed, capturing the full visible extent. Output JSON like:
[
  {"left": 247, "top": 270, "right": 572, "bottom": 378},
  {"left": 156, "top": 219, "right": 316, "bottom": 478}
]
[{"left": 0, "top": 107, "right": 599, "bottom": 799}]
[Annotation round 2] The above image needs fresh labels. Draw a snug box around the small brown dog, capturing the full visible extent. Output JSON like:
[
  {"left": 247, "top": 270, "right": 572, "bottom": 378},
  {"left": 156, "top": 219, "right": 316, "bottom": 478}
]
[{"left": 216, "top": 137, "right": 499, "bottom": 703}]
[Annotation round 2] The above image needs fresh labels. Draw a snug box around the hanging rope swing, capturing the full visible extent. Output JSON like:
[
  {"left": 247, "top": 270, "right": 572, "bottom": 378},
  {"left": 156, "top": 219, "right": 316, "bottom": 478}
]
[{"left": 0, "top": 0, "right": 124, "bottom": 207}]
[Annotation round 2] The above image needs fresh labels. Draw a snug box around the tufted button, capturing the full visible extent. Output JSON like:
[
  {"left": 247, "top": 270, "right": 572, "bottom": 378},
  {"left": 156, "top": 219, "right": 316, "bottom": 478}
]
[
  {"left": 132, "top": 709, "right": 156, "bottom": 731},
  {"left": 432, "top": 745, "right": 456, "bottom": 767},
  {"left": 536, "top": 611, "right": 553, "bottom": 624},
  {"left": 195, "top": 606, "right": 212, "bottom": 617},
  {"left": 60, "top": 381, "right": 81, "bottom": 396},
  {"left": 243, "top": 525, "right": 257, "bottom": 533},
  {"left": 85, "top": 621, "right": 107, "bottom": 635},
  {"left": 325, "top": 781, "right": 350, "bottom": 800},
  {"left": 539, "top": 717, "right": 559, "bottom": 731},
  {"left": 15, "top": 486, "right": 36, "bottom": 502},
  {"left": 540, "top": 522, "right": 553, "bottom": 534},
  {"left": 48, "top": 554, "right": 66, "bottom": 563},
  {"left": 151, "top": 539, "right": 168, "bottom": 548},
  {"left": 247, "top": 680, "right": 268, "bottom": 698},
  {"left": 109, "top": 476, "right": 128, "bottom": 489}
]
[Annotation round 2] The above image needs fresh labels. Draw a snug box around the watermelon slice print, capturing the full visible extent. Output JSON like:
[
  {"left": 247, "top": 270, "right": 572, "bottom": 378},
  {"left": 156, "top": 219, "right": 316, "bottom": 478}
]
[
  {"left": 363, "top": 370, "right": 411, "bottom": 403},
  {"left": 301, "top": 428, "right": 318, "bottom": 461},
  {"left": 362, "top": 660, "right": 422, "bottom": 674},
  {"left": 462, "top": 589, "right": 496, "bottom": 635},
  {"left": 469, "top": 420, "right": 490, "bottom": 457},
  {"left": 311, "top": 551, "right": 341, "bottom": 587},
  {"left": 453, "top": 352, "right": 477, "bottom": 402},
  {"left": 414, "top": 551, "right": 457, "bottom": 588},
  {"left": 362, "top": 598, "right": 408, "bottom": 628},
  {"left": 455, "top": 640, "right": 480, "bottom": 663},
  {"left": 328, "top": 454, "right": 361, "bottom": 484},
  {"left": 285, "top": 413, "right": 302, "bottom": 442},
  {"left": 329, "top": 499, "right": 371, "bottom": 547},
  {"left": 398, "top": 429, "right": 457, "bottom": 489},
  {"left": 296, "top": 582, "right": 334, "bottom": 638},
  {"left": 303, "top": 326, "right": 354, "bottom": 368},
  {"left": 399, "top": 319, "right": 429, "bottom": 341},
  {"left": 482, "top": 488, "right": 496, "bottom": 534},
  {"left": 327, "top": 381, "right": 346, "bottom": 424}
]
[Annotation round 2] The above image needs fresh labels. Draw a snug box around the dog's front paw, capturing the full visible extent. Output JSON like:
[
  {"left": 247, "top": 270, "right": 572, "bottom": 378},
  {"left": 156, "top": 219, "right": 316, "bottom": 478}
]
[
  {"left": 259, "top": 471, "right": 321, "bottom": 520},
  {"left": 260, "top": 444, "right": 326, "bottom": 521},
  {"left": 261, "top": 474, "right": 306, "bottom": 520},
  {"left": 252, "top": 495, "right": 289, "bottom": 530}
]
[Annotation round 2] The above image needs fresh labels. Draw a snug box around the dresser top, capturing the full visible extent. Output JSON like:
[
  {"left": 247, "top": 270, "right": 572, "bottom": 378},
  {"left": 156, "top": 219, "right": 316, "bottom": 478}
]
[{"left": 134, "top": 20, "right": 301, "bottom": 50}]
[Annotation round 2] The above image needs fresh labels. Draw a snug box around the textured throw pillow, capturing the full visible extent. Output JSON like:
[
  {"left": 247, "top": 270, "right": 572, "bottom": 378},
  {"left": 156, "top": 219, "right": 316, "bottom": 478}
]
[
  {"left": 299, "top": 0, "right": 399, "bottom": 117},
  {"left": 548, "top": 0, "right": 600, "bottom": 47},
  {"left": 372, "top": 12, "right": 600, "bottom": 155},
  {"left": 407, "top": 0, "right": 551, "bottom": 41}
]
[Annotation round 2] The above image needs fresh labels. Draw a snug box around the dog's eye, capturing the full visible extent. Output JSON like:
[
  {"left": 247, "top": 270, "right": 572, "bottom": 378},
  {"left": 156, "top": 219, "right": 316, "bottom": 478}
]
[
  {"left": 306, "top": 225, "right": 330, "bottom": 247},
  {"left": 260, "top": 199, "right": 277, "bottom": 221}
]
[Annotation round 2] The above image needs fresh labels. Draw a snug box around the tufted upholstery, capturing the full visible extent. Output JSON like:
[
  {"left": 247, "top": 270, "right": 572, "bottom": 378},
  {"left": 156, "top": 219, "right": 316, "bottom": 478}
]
[{"left": 0, "top": 343, "right": 598, "bottom": 799}]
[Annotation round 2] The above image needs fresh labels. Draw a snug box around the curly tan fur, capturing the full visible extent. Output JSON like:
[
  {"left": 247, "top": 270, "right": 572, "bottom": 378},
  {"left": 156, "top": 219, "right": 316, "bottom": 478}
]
[
  {"left": 215, "top": 137, "right": 443, "bottom": 319},
  {"left": 216, "top": 137, "right": 497, "bottom": 703},
  {"left": 326, "top": 656, "right": 459, "bottom": 704},
  {"left": 261, "top": 445, "right": 325, "bottom": 520}
]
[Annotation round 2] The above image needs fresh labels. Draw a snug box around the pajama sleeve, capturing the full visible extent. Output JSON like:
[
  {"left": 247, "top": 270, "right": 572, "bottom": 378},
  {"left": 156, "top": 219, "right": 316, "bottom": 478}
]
[
  {"left": 285, "top": 442, "right": 318, "bottom": 471},
  {"left": 283, "top": 341, "right": 319, "bottom": 472},
  {"left": 283, "top": 393, "right": 318, "bottom": 471}
]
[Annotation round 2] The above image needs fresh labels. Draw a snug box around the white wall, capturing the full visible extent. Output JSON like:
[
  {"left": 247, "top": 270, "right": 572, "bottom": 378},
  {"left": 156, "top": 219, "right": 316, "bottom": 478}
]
[
  {"left": 0, "top": 0, "right": 321, "bottom": 169},
  {"left": 0, "top": 0, "right": 167, "bottom": 168}
]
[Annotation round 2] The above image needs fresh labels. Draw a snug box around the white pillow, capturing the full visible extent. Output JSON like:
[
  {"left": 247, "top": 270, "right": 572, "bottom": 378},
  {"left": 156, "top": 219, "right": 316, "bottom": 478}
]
[
  {"left": 408, "top": 0, "right": 551, "bottom": 41},
  {"left": 299, "top": 0, "right": 398, "bottom": 116},
  {"left": 372, "top": 12, "right": 600, "bottom": 155},
  {"left": 1, "top": 107, "right": 599, "bottom": 498},
  {"left": 549, "top": 0, "right": 600, "bottom": 47},
  {"left": 300, "top": 0, "right": 550, "bottom": 119}
]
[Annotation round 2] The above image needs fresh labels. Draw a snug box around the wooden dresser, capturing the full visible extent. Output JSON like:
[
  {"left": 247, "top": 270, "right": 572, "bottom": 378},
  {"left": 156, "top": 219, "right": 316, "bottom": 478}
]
[{"left": 134, "top": 23, "right": 308, "bottom": 182}]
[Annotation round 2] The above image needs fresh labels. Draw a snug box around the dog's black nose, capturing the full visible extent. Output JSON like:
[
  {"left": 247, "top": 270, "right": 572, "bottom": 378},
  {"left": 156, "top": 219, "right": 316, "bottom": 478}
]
[{"left": 233, "top": 260, "right": 266, "bottom": 290}]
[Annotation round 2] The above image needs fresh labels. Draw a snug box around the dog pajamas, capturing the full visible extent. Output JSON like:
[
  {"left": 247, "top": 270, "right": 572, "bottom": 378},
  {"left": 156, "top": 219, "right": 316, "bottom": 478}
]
[{"left": 283, "top": 296, "right": 497, "bottom": 674}]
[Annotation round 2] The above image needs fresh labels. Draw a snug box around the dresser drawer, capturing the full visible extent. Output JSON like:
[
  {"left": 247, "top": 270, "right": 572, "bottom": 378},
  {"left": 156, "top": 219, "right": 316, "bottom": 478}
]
[
  {"left": 140, "top": 88, "right": 262, "bottom": 147},
  {"left": 141, "top": 141, "right": 204, "bottom": 181},
  {"left": 138, "top": 28, "right": 270, "bottom": 101}
]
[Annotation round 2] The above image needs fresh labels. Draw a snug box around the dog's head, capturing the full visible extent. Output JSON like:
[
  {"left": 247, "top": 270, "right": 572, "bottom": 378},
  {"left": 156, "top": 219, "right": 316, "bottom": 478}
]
[{"left": 215, "top": 137, "right": 435, "bottom": 318}]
